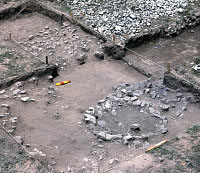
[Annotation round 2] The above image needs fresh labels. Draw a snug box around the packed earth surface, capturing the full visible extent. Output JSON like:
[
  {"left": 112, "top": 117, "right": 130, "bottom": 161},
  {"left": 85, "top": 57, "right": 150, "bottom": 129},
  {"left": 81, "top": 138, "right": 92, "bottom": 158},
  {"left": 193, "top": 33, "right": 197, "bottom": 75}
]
[{"left": 0, "top": 0, "right": 200, "bottom": 173}]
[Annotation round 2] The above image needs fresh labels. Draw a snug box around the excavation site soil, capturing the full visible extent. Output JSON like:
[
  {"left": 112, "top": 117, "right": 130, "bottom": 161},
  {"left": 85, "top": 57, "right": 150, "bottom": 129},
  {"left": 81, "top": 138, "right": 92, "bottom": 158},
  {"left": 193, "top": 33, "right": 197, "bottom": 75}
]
[{"left": 0, "top": 1, "right": 200, "bottom": 173}]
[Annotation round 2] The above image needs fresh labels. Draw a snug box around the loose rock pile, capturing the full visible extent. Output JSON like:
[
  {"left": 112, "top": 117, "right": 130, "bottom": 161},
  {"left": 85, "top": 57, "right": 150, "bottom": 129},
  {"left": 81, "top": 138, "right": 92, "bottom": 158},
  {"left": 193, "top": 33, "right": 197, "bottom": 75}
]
[
  {"left": 20, "top": 22, "right": 103, "bottom": 69},
  {"left": 49, "top": 0, "right": 197, "bottom": 39},
  {"left": 84, "top": 79, "right": 192, "bottom": 147}
]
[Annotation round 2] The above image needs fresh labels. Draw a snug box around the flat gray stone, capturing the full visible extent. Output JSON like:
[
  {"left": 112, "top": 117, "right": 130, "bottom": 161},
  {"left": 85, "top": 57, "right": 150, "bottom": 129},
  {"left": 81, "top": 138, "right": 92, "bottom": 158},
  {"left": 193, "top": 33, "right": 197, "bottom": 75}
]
[{"left": 132, "top": 100, "right": 141, "bottom": 106}]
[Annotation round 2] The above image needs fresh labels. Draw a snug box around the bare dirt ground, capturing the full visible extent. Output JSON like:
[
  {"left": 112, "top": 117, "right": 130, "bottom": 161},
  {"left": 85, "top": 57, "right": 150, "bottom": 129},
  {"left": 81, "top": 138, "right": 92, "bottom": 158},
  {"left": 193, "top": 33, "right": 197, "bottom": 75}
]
[
  {"left": 0, "top": 2, "right": 200, "bottom": 173},
  {"left": 0, "top": 58, "right": 146, "bottom": 172},
  {"left": 127, "top": 25, "right": 200, "bottom": 69}
]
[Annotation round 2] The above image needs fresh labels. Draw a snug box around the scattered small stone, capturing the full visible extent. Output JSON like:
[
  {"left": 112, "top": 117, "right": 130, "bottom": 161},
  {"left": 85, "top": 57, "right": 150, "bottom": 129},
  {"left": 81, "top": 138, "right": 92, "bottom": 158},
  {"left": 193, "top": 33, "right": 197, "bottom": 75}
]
[
  {"left": 14, "top": 136, "right": 23, "bottom": 145},
  {"left": 15, "top": 82, "right": 23, "bottom": 88},
  {"left": 76, "top": 54, "right": 87, "bottom": 65},
  {"left": 10, "top": 117, "right": 18, "bottom": 123},
  {"left": 13, "top": 89, "right": 20, "bottom": 96},
  {"left": 98, "top": 99, "right": 105, "bottom": 104},
  {"left": 98, "top": 120, "right": 106, "bottom": 127},
  {"left": 132, "top": 100, "right": 141, "bottom": 106},
  {"left": 47, "top": 75, "right": 54, "bottom": 82},
  {"left": 0, "top": 90, "right": 6, "bottom": 94},
  {"left": 132, "top": 90, "right": 143, "bottom": 96},
  {"left": 130, "top": 96, "right": 138, "bottom": 102},
  {"left": 26, "top": 144, "right": 31, "bottom": 147},
  {"left": 1, "top": 104, "right": 10, "bottom": 109},
  {"left": 84, "top": 114, "right": 96, "bottom": 124},
  {"left": 105, "top": 101, "right": 112, "bottom": 110},
  {"left": 160, "top": 125, "right": 168, "bottom": 134},
  {"left": 109, "top": 158, "right": 119, "bottom": 165},
  {"left": 160, "top": 104, "right": 170, "bottom": 111},
  {"left": 97, "top": 131, "right": 122, "bottom": 141},
  {"left": 21, "top": 97, "right": 30, "bottom": 102},
  {"left": 176, "top": 93, "right": 184, "bottom": 98},
  {"left": 94, "top": 52, "right": 104, "bottom": 60},
  {"left": 130, "top": 124, "right": 140, "bottom": 132}
]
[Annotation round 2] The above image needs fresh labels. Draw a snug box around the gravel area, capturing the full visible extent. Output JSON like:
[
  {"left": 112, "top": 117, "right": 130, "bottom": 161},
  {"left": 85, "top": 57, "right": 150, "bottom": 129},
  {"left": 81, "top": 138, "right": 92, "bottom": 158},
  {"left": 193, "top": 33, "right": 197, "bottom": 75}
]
[{"left": 47, "top": 0, "right": 199, "bottom": 41}]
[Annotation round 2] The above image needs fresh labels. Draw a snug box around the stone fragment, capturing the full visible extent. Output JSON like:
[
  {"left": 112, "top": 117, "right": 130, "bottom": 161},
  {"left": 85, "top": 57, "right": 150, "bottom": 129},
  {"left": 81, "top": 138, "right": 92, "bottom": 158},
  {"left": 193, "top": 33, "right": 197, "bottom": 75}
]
[
  {"left": 150, "top": 91, "right": 157, "bottom": 99},
  {"left": 97, "top": 131, "right": 122, "bottom": 141},
  {"left": 160, "top": 125, "right": 168, "bottom": 134},
  {"left": 21, "top": 97, "right": 30, "bottom": 102},
  {"left": 0, "top": 90, "right": 6, "bottom": 94},
  {"left": 84, "top": 114, "right": 96, "bottom": 124},
  {"left": 132, "top": 100, "right": 141, "bottom": 106},
  {"left": 10, "top": 117, "right": 18, "bottom": 123},
  {"left": 109, "top": 158, "right": 119, "bottom": 165},
  {"left": 98, "top": 120, "right": 106, "bottom": 127},
  {"left": 160, "top": 104, "right": 170, "bottom": 111},
  {"left": 14, "top": 136, "right": 23, "bottom": 145},
  {"left": 98, "top": 99, "right": 105, "bottom": 104},
  {"left": 76, "top": 54, "right": 87, "bottom": 65},
  {"left": 132, "top": 90, "right": 143, "bottom": 96},
  {"left": 130, "top": 96, "right": 138, "bottom": 102},
  {"left": 130, "top": 124, "right": 140, "bottom": 131},
  {"left": 176, "top": 93, "right": 184, "bottom": 98},
  {"left": 13, "top": 89, "right": 20, "bottom": 96},
  {"left": 105, "top": 101, "right": 112, "bottom": 110},
  {"left": 124, "top": 96, "right": 130, "bottom": 102},
  {"left": 94, "top": 52, "right": 104, "bottom": 60},
  {"left": 1, "top": 104, "right": 10, "bottom": 109}
]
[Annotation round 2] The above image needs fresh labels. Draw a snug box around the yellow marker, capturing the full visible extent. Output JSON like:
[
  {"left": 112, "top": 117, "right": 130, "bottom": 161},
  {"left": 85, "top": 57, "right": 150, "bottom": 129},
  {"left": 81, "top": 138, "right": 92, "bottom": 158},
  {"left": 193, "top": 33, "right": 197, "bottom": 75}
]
[
  {"left": 145, "top": 139, "right": 168, "bottom": 152},
  {"left": 56, "top": 80, "right": 71, "bottom": 86}
]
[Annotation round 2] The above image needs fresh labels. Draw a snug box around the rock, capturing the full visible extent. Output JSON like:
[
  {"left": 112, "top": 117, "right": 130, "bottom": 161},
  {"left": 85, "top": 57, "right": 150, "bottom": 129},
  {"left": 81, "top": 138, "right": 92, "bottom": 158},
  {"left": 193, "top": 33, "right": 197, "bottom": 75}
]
[
  {"left": 145, "top": 88, "right": 150, "bottom": 93},
  {"left": 176, "top": 93, "right": 184, "bottom": 98},
  {"left": 0, "top": 114, "right": 6, "bottom": 118},
  {"left": 76, "top": 54, "right": 87, "bottom": 65},
  {"left": 10, "top": 117, "right": 18, "bottom": 123},
  {"left": 29, "top": 35, "right": 34, "bottom": 40},
  {"left": 124, "top": 96, "right": 131, "bottom": 102},
  {"left": 94, "top": 52, "right": 104, "bottom": 60},
  {"left": 130, "top": 96, "right": 138, "bottom": 102},
  {"left": 132, "top": 90, "right": 143, "bottom": 96},
  {"left": 1, "top": 104, "right": 10, "bottom": 109},
  {"left": 116, "top": 92, "right": 123, "bottom": 98},
  {"left": 81, "top": 46, "right": 90, "bottom": 52},
  {"left": 160, "top": 125, "right": 168, "bottom": 134},
  {"left": 150, "top": 91, "right": 157, "bottom": 99},
  {"left": 160, "top": 104, "right": 170, "bottom": 111},
  {"left": 15, "top": 82, "right": 23, "bottom": 87},
  {"left": 21, "top": 97, "right": 30, "bottom": 102},
  {"left": 123, "top": 133, "right": 133, "bottom": 141},
  {"left": 47, "top": 75, "right": 54, "bottom": 82},
  {"left": 130, "top": 124, "right": 140, "bottom": 131},
  {"left": 149, "top": 107, "right": 156, "bottom": 114},
  {"left": 121, "top": 89, "right": 127, "bottom": 94},
  {"left": 132, "top": 100, "right": 141, "bottom": 106},
  {"left": 111, "top": 109, "right": 117, "bottom": 116},
  {"left": 86, "top": 107, "right": 95, "bottom": 115},
  {"left": 26, "top": 144, "right": 31, "bottom": 147},
  {"left": 98, "top": 99, "right": 105, "bottom": 104},
  {"left": 176, "top": 110, "right": 183, "bottom": 117},
  {"left": 13, "top": 89, "right": 20, "bottom": 96},
  {"left": 14, "top": 136, "right": 23, "bottom": 145},
  {"left": 84, "top": 114, "right": 96, "bottom": 124},
  {"left": 19, "top": 90, "right": 26, "bottom": 94},
  {"left": 98, "top": 120, "right": 106, "bottom": 127},
  {"left": 109, "top": 158, "right": 119, "bottom": 165},
  {"left": 97, "top": 131, "right": 122, "bottom": 141},
  {"left": 0, "top": 90, "right": 6, "bottom": 94},
  {"left": 105, "top": 101, "right": 112, "bottom": 110},
  {"left": 146, "top": 82, "right": 152, "bottom": 88}
]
